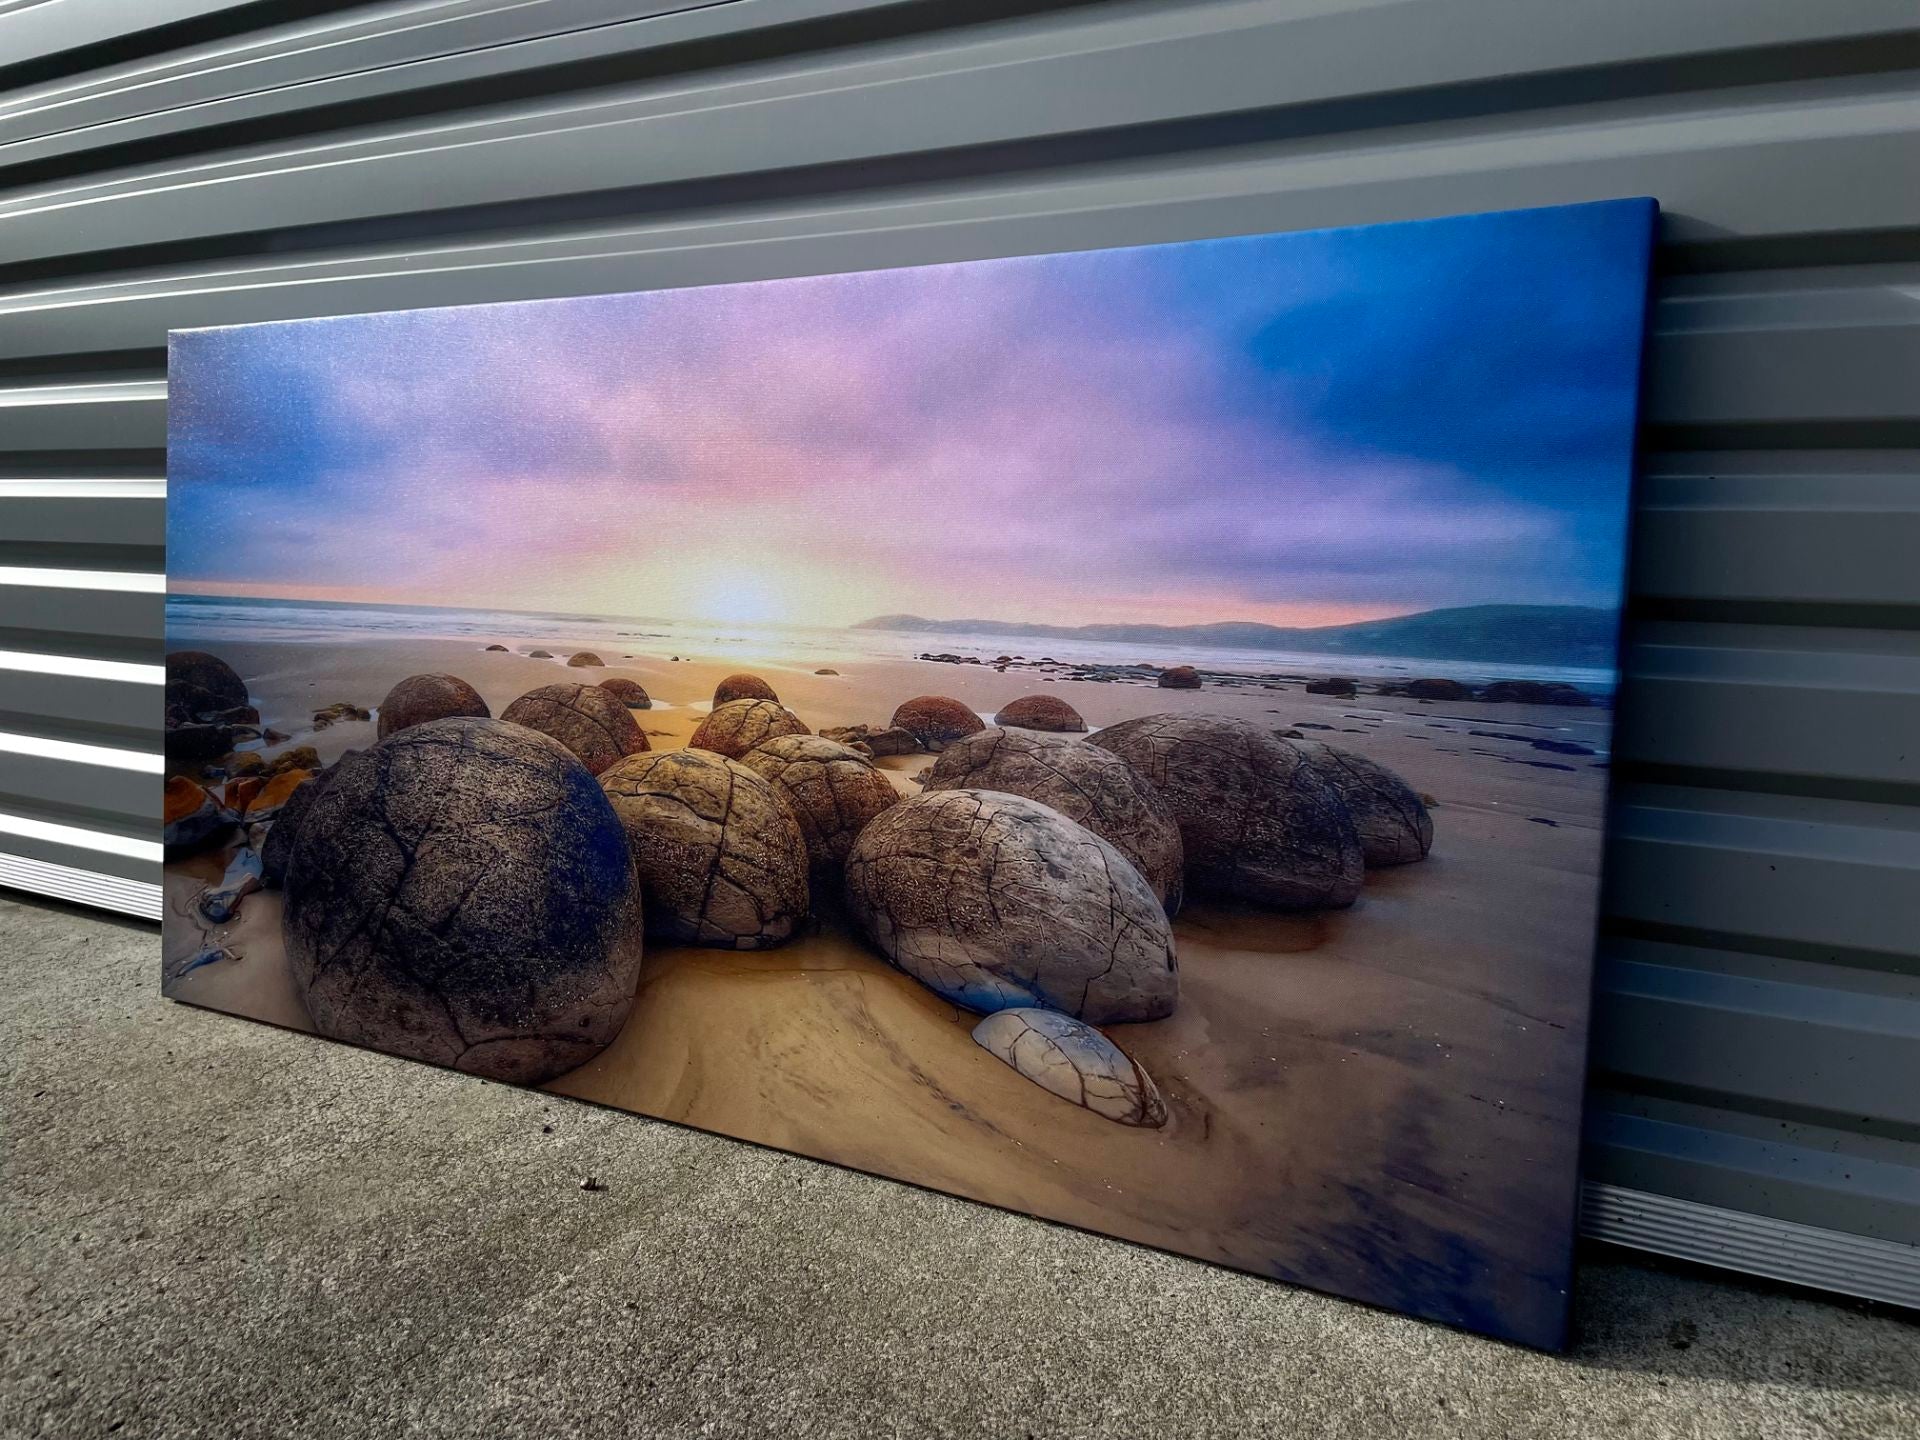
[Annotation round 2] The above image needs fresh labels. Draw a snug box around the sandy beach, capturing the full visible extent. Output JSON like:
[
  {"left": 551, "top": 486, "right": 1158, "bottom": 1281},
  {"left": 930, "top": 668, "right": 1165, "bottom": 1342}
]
[{"left": 164, "top": 629, "right": 1609, "bottom": 1347}]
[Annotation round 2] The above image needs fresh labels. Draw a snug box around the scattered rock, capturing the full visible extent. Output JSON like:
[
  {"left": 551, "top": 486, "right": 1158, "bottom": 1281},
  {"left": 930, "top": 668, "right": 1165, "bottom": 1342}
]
[
  {"left": 284, "top": 717, "right": 645, "bottom": 1085},
  {"left": 737, "top": 735, "right": 899, "bottom": 878},
  {"left": 992, "top": 694, "right": 1087, "bottom": 732},
  {"left": 844, "top": 789, "right": 1177, "bottom": 1022},
  {"left": 1405, "top": 678, "right": 1472, "bottom": 701},
  {"left": 501, "top": 683, "right": 650, "bottom": 776},
  {"left": 566, "top": 652, "right": 606, "bottom": 668},
  {"left": 972, "top": 1008, "right": 1167, "bottom": 1127},
  {"left": 225, "top": 752, "right": 267, "bottom": 778},
  {"left": 265, "top": 745, "right": 320, "bottom": 777},
  {"left": 528, "top": 650, "right": 554, "bottom": 660},
  {"left": 485, "top": 644, "right": 509, "bottom": 652},
  {"left": 223, "top": 776, "right": 263, "bottom": 814},
  {"left": 600, "top": 749, "right": 809, "bottom": 949},
  {"left": 244, "top": 767, "right": 313, "bottom": 823},
  {"left": 1292, "top": 741, "right": 1433, "bottom": 867},
  {"left": 689, "top": 699, "right": 810, "bottom": 759},
  {"left": 163, "top": 777, "right": 231, "bottom": 852},
  {"left": 1304, "top": 678, "right": 1357, "bottom": 697},
  {"left": 1481, "top": 680, "right": 1591, "bottom": 707},
  {"left": 312, "top": 701, "right": 371, "bottom": 730},
  {"left": 820, "top": 723, "right": 919, "bottom": 757},
  {"left": 889, "top": 695, "right": 984, "bottom": 752},
  {"left": 377, "top": 674, "right": 489, "bottom": 740},
  {"left": 714, "top": 673, "right": 779, "bottom": 705},
  {"left": 1091, "top": 714, "right": 1362, "bottom": 910},
  {"left": 815, "top": 668, "right": 839, "bottom": 676},
  {"left": 924, "top": 729, "right": 1184, "bottom": 912},
  {"left": 597, "top": 677, "right": 652, "bottom": 709},
  {"left": 1157, "top": 666, "right": 1202, "bottom": 690}
]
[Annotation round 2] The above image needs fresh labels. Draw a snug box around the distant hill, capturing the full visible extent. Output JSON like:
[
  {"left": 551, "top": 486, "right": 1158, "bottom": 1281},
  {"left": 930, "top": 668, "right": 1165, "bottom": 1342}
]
[{"left": 853, "top": 605, "right": 1620, "bottom": 669}]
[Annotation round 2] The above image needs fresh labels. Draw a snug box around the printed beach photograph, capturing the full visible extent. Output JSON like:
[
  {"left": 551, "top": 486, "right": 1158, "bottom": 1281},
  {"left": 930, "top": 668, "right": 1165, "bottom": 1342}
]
[{"left": 163, "top": 198, "right": 1655, "bottom": 1349}]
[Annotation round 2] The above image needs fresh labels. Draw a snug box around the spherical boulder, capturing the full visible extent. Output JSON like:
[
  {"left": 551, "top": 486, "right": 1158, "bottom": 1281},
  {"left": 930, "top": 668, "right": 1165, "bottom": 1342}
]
[
  {"left": 714, "top": 673, "right": 779, "bottom": 705},
  {"left": 1157, "top": 665, "right": 1201, "bottom": 690},
  {"left": 992, "top": 694, "right": 1086, "bottom": 732},
  {"left": 1291, "top": 740, "right": 1433, "bottom": 867},
  {"left": 844, "top": 789, "right": 1177, "bottom": 1023},
  {"left": 166, "top": 650, "right": 247, "bottom": 718},
  {"left": 688, "top": 698, "right": 809, "bottom": 759},
  {"left": 598, "top": 677, "right": 652, "bottom": 709},
  {"left": 500, "top": 682, "right": 648, "bottom": 776},
  {"left": 377, "top": 673, "right": 489, "bottom": 740},
  {"left": 282, "top": 718, "right": 645, "bottom": 1085},
  {"left": 889, "top": 695, "right": 984, "bottom": 752},
  {"left": 924, "top": 729, "right": 1183, "bottom": 912},
  {"left": 1091, "top": 713, "right": 1362, "bottom": 910},
  {"left": 567, "top": 651, "right": 606, "bottom": 668},
  {"left": 736, "top": 734, "right": 899, "bottom": 877},
  {"left": 599, "top": 749, "right": 809, "bottom": 949},
  {"left": 260, "top": 766, "right": 334, "bottom": 888}
]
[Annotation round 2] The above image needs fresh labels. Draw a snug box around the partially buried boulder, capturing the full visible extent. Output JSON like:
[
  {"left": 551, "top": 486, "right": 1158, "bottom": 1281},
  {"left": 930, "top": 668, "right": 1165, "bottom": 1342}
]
[
  {"left": 600, "top": 748, "right": 809, "bottom": 949},
  {"left": 377, "top": 674, "right": 489, "bottom": 740},
  {"left": 567, "top": 651, "right": 606, "bottom": 668},
  {"left": 736, "top": 734, "right": 898, "bottom": 878},
  {"left": 166, "top": 651, "right": 247, "bottom": 719},
  {"left": 689, "top": 698, "right": 808, "bottom": 759},
  {"left": 1291, "top": 740, "right": 1433, "bottom": 867},
  {"left": 714, "top": 673, "right": 779, "bottom": 706},
  {"left": 283, "top": 717, "right": 645, "bottom": 1085},
  {"left": 992, "top": 694, "right": 1086, "bottom": 732},
  {"left": 1157, "top": 666, "right": 1201, "bottom": 690},
  {"left": 924, "top": 729, "right": 1183, "bottom": 912},
  {"left": 598, "top": 677, "right": 651, "bottom": 709},
  {"left": 1091, "top": 713, "right": 1362, "bottom": 910},
  {"left": 844, "top": 789, "right": 1177, "bottom": 1023},
  {"left": 971, "top": 1008, "right": 1166, "bottom": 1127},
  {"left": 889, "top": 696, "right": 983, "bottom": 752},
  {"left": 500, "top": 682, "right": 649, "bottom": 776},
  {"left": 484, "top": 644, "right": 509, "bottom": 652}
]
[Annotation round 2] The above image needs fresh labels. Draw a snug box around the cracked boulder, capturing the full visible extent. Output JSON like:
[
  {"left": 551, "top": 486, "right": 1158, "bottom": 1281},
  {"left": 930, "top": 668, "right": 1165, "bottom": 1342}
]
[
  {"left": 992, "top": 695, "right": 1086, "bottom": 732},
  {"left": 924, "top": 728, "right": 1184, "bottom": 913},
  {"left": 600, "top": 748, "right": 810, "bottom": 949},
  {"left": 736, "top": 734, "right": 899, "bottom": 878},
  {"left": 688, "top": 698, "right": 809, "bottom": 759},
  {"left": 377, "top": 673, "right": 490, "bottom": 740},
  {"left": 500, "top": 682, "right": 649, "bottom": 776},
  {"left": 260, "top": 765, "right": 337, "bottom": 888},
  {"left": 598, "top": 677, "right": 651, "bottom": 709},
  {"left": 972, "top": 1008, "right": 1167, "bottom": 1127},
  {"left": 1292, "top": 740, "right": 1433, "bottom": 866},
  {"left": 1091, "top": 713, "right": 1362, "bottom": 910},
  {"left": 714, "top": 673, "right": 779, "bottom": 705},
  {"left": 844, "top": 788, "right": 1176, "bottom": 1023},
  {"left": 890, "top": 695, "right": 985, "bottom": 751},
  {"left": 283, "top": 717, "right": 645, "bottom": 1086}
]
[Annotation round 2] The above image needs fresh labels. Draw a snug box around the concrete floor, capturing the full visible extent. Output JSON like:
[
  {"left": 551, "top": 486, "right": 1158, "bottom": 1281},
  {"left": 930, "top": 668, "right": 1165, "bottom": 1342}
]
[{"left": 2, "top": 891, "right": 1915, "bottom": 1440}]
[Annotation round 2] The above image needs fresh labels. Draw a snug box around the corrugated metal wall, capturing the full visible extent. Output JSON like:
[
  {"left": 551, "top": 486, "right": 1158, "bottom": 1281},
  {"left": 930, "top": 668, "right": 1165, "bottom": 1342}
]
[{"left": 2, "top": 0, "right": 1915, "bottom": 1305}]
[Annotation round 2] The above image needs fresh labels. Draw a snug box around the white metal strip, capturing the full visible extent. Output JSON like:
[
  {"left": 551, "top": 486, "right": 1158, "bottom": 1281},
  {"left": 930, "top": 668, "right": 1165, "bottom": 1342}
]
[
  {"left": 0, "top": 480, "right": 166, "bottom": 498},
  {"left": 0, "top": 850, "right": 161, "bottom": 921},
  {"left": 0, "top": 811, "right": 162, "bottom": 862},
  {"left": 0, "top": 650, "right": 165, "bottom": 684},
  {"left": 0, "top": 567, "right": 167, "bottom": 592},
  {"left": 0, "top": 729, "right": 163, "bottom": 772}
]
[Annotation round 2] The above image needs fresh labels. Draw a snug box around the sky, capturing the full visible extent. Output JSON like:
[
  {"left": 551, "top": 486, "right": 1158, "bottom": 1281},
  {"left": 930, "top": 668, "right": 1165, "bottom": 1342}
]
[{"left": 167, "top": 199, "right": 1653, "bottom": 631}]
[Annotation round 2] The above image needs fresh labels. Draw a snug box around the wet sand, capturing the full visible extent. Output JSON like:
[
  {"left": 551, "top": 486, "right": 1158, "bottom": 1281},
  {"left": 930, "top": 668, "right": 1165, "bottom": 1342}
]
[{"left": 164, "top": 631, "right": 1612, "bottom": 1348}]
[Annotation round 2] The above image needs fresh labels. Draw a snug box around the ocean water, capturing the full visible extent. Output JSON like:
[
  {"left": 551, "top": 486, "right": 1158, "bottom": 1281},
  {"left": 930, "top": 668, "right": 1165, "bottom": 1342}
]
[{"left": 166, "top": 594, "right": 1616, "bottom": 693}]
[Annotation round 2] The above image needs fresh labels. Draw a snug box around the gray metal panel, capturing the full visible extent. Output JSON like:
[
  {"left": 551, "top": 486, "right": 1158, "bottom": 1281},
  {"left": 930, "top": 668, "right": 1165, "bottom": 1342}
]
[{"left": 1, "top": 0, "right": 1916, "bottom": 1298}]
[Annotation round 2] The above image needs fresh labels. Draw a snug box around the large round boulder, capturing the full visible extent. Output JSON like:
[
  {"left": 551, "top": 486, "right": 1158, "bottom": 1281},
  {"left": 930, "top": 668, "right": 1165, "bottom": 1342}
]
[
  {"left": 1091, "top": 713, "right": 1362, "bottom": 910},
  {"left": 924, "top": 729, "right": 1183, "bottom": 912},
  {"left": 844, "top": 789, "right": 1177, "bottom": 1023},
  {"left": 736, "top": 734, "right": 899, "bottom": 877},
  {"left": 1292, "top": 740, "right": 1434, "bottom": 867},
  {"left": 376, "top": 673, "right": 489, "bottom": 740},
  {"left": 598, "top": 677, "right": 651, "bottom": 709},
  {"left": 599, "top": 749, "right": 809, "bottom": 949},
  {"left": 714, "top": 673, "right": 779, "bottom": 705},
  {"left": 566, "top": 651, "right": 605, "bottom": 667},
  {"left": 992, "top": 694, "right": 1086, "bottom": 732},
  {"left": 689, "top": 698, "right": 809, "bottom": 759},
  {"left": 260, "top": 766, "right": 335, "bottom": 888},
  {"left": 166, "top": 650, "right": 247, "bottom": 718},
  {"left": 282, "top": 718, "right": 645, "bottom": 1085},
  {"left": 500, "top": 682, "right": 648, "bottom": 776},
  {"left": 1157, "top": 666, "right": 1201, "bottom": 690},
  {"left": 889, "top": 695, "right": 984, "bottom": 752}
]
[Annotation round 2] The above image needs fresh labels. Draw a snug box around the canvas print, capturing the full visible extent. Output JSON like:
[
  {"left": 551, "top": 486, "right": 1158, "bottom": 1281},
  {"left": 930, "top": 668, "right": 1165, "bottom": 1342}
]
[{"left": 162, "top": 198, "right": 1655, "bottom": 1349}]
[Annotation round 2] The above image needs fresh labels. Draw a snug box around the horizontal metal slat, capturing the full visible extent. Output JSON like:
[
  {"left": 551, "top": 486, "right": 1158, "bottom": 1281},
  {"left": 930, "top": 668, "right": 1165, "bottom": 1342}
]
[
  {"left": 0, "top": 0, "right": 259, "bottom": 73},
  {"left": 0, "top": 749, "right": 161, "bottom": 823},
  {"left": 0, "top": 494, "right": 165, "bottom": 546},
  {"left": 0, "top": 586, "right": 165, "bottom": 652},
  {"left": 0, "top": 667, "right": 163, "bottom": 745},
  {"left": 0, "top": 381, "right": 167, "bottom": 451},
  {"left": 1604, "top": 784, "right": 1920, "bottom": 957},
  {"left": 0, "top": 848, "right": 161, "bottom": 920}
]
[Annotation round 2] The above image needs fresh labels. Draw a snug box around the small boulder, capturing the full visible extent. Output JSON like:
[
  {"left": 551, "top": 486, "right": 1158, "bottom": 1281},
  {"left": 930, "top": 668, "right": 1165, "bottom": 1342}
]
[
  {"left": 484, "top": 644, "right": 509, "bottom": 652},
  {"left": 223, "top": 776, "right": 263, "bottom": 814},
  {"left": 500, "top": 682, "right": 649, "bottom": 776},
  {"left": 312, "top": 701, "right": 371, "bottom": 730},
  {"left": 689, "top": 698, "right": 809, "bottom": 759},
  {"left": 889, "top": 696, "right": 984, "bottom": 752},
  {"left": 567, "top": 651, "right": 606, "bottom": 668},
  {"left": 924, "top": 729, "right": 1183, "bottom": 911},
  {"left": 163, "top": 777, "right": 231, "bottom": 852},
  {"left": 1091, "top": 713, "right": 1362, "bottom": 909},
  {"left": 820, "top": 723, "right": 919, "bottom": 757},
  {"left": 528, "top": 650, "right": 554, "bottom": 659},
  {"left": 600, "top": 749, "right": 809, "bottom": 949},
  {"left": 377, "top": 674, "right": 489, "bottom": 740},
  {"left": 166, "top": 650, "right": 247, "bottom": 719},
  {"left": 265, "top": 744, "right": 320, "bottom": 777},
  {"left": 992, "top": 695, "right": 1086, "bottom": 732},
  {"left": 1405, "top": 677, "right": 1471, "bottom": 701},
  {"left": 244, "top": 767, "right": 314, "bottom": 823},
  {"left": 1292, "top": 741, "right": 1433, "bottom": 867},
  {"left": 1157, "top": 666, "right": 1201, "bottom": 690},
  {"left": 844, "top": 789, "right": 1177, "bottom": 1023},
  {"left": 598, "top": 677, "right": 652, "bottom": 709},
  {"left": 815, "top": 668, "right": 839, "bottom": 676},
  {"left": 225, "top": 751, "right": 267, "bottom": 778},
  {"left": 971, "top": 1008, "right": 1166, "bottom": 1127},
  {"left": 1482, "top": 679, "right": 1591, "bottom": 707},
  {"left": 284, "top": 717, "right": 645, "bottom": 1085},
  {"left": 736, "top": 735, "right": 899, "bottom": 877},
  {"left": 714, "top": 673, "right": 779, "bottom": 706},
  {"left": 1305, "top": 678, "right": 1357, "bottom": 697}
]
